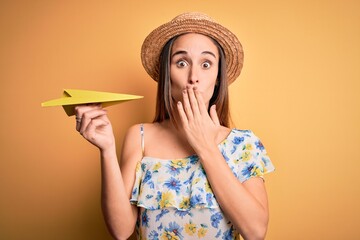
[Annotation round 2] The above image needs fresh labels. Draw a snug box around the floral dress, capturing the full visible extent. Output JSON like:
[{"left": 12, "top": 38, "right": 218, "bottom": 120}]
[{"left": 130, "top": 128, "right": 275, "bottom": 239}]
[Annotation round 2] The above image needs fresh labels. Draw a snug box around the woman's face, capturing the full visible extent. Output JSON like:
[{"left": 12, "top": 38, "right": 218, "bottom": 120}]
[{"left": 170, "top": 33, "right": 219, "bottom": 108}]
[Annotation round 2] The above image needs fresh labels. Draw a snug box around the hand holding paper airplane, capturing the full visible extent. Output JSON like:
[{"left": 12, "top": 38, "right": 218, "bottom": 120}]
[{"left": 41, "top": 89, "right": 143, "bottom": 116}]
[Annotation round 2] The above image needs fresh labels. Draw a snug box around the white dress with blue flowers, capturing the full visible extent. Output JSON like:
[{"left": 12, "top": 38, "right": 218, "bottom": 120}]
[{"left": 130, "top": 127, "right": 275, "bottom": 239}]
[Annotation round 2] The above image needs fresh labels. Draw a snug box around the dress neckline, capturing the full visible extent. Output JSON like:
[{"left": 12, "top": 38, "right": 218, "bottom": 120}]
[{"left": 141, "top": 128, "right": 236, "bottom": 162}]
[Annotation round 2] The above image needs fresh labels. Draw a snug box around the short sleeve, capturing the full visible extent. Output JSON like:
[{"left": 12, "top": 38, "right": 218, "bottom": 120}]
[{"left": 221, "top": 129, "right": 275, "bottom": 183}]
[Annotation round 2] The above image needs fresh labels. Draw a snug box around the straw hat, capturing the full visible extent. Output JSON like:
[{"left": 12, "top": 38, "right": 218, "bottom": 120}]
[{"left": 141, "top": 12, "right": 244, "bottom": 84}]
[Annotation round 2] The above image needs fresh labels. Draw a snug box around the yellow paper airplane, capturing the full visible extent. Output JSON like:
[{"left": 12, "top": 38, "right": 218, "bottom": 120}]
[{"left": 41, "top": 89, "right": 143, "bottom": 116}]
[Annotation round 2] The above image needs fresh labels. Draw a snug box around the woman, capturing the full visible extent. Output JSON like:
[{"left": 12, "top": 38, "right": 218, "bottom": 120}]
[{"left": 75, "top": 12, "right": 275, "bottom": 240}]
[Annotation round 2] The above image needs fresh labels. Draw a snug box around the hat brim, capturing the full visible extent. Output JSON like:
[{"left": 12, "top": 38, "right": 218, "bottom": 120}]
[{"left": 141, "top": 16, "right": 243, "bottom": 84}]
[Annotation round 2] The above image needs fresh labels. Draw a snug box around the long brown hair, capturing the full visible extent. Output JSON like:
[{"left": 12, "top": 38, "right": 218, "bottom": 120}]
[{"left": 153, "top": 34, "right": 231, "bottom": 127}]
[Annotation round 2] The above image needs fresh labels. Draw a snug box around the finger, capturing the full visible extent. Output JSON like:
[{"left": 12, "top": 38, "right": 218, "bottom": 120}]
[
  {"left": 177, "top": 101, "right": 189, "bottom": 127},
  {"left": 182, "top": 89, "right": 194, "bottom": 121},
  {"left": 75, "top": 104, "right": 102, "bottom": 131},
  {"left": 74, "top": 103, "right": 102, "bottom": 118},
  {"left": 76, "top": 117, "right": 82, "bottom": 132},
  {"left": 82, "top": 118, "right": 110, "bottom": 141},
  {"left": 187, "top": 87, "right": 200, "bottom": 117},
  {"left": 210, "top": 105, "right": 220, "bottom": 126},
  {"left": 79, "top": 109, "right": 108, "bottom": 134},
  {"left": 79, "top": 109, "right": 107, "bottom": 134},
  {"left": 193, "top": 88, "right": 208, "bottom": 115}
]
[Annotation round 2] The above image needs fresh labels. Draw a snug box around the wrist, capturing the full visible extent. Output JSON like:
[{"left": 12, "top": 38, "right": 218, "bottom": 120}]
[
  {"left": 100, "top": 144, "right": 117, "bottom": 161},
  {"left": 196, "top": 144, "right": 220, "bottom": 161}
]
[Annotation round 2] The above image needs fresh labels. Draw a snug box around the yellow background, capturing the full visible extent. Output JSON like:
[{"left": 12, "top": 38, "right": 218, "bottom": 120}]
[{"left": 1, "top": 0, "right": 359, "bottom": 239}]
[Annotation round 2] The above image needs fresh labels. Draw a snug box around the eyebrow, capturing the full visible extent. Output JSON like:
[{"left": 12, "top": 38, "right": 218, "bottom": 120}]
[
  {"left": 171, "top": 50, "right": 187, "bottom": 58},
  {"left": 202, "top": 51, "right": 217, "bottom": 59},
  {"left": 171, "top": 50, "right": 217, "bottom": 59}
]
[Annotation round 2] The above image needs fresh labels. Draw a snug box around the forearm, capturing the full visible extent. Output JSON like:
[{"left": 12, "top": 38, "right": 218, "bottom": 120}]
[
  {"left": 100, "top": 148, "right": 137, "bottom": 239},
  {"left": 198, "top": 148, "right": 268, "bottom": 240}
]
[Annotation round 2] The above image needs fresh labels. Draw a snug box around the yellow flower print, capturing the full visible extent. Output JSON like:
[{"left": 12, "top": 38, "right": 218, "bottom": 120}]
[
  {"left": 261, "top": 160, "right": 265, "bottom": 169},
  {"left": 245, "top": 143, "right": 253, "bottom": 150},
  {"left": 197, "top": 227, "right": 208, "bottom": 238},
  {"left": 153, "top": 162, "right": 162, "bottom": 171},
  {"left": 185, "top": 222, "right": 197, "bottom": 236},
  {"left": 179, "top": 197, "right": 190, "bottom": 209},
  {"left": 138, "top": 185, "right": 143, "bottom": 196},
  {"left": 159, "top": 192, "right": 175, "bottom": 208},
  {"left": 251, "top": 166, "right": 263, "bottom": 176},
  {"left": 241, "top": 151, "right": 251, "bottom": 161},
  {"left": 161, "top": 231, "right": 180, "bottom": 240},
  {"left": 135, "top": 161, "right": 141, "bottom": 172},
  {"left": 171, "top": 159, "right": 187, "bottom": 169},
  {"left": 204, "top": 182, "right": 212, "bottom": 193},
  {"left": 193, "top": 178, "right": 200, "bottom": 185}
]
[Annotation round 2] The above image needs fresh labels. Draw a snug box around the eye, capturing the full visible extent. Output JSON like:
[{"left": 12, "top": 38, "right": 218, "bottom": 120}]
[
  {"left": 202, "top": 61, "right": 211, "bottom": 69},
  {"left": 176, "top": 60, "right": 188, "bottom": 68}
]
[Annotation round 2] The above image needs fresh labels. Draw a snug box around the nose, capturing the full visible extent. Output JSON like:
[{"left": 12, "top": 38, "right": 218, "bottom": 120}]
[{"left": 188, "top": 65, "right": 199, "bottom": 85}]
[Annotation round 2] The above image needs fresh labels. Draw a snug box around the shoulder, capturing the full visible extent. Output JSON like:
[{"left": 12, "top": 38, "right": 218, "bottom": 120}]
[
  {"left": 231, "top": 128, "right": 253, "bottom": 135},
  {"left": 228, "top": 128, "right": 266, "bottom": 157},
  {"left": 124, "top": 122, "right": 157, "bottom": 137},
  {"left": 120, "top": 124, "right": 154, "bottom": 168},
  {"left": 122, "top": 124, "right": 141, "bottom": 151},
  {"left": 227, "top": 129, "right": 266, "bottom": 149},
  {"left": 229, "top": 128, "right": 256, "bottom": 141},
  {"left": 122, "top": 123, "right": 158, "bottom": 150},
  {"left": 124, "top": 123, "right": 142, "bottom": 140}
]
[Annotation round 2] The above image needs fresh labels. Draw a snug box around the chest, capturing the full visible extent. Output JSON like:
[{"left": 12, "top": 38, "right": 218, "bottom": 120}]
[{"left": 144, "top": 131, "right": 195, "bottom": 159}]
